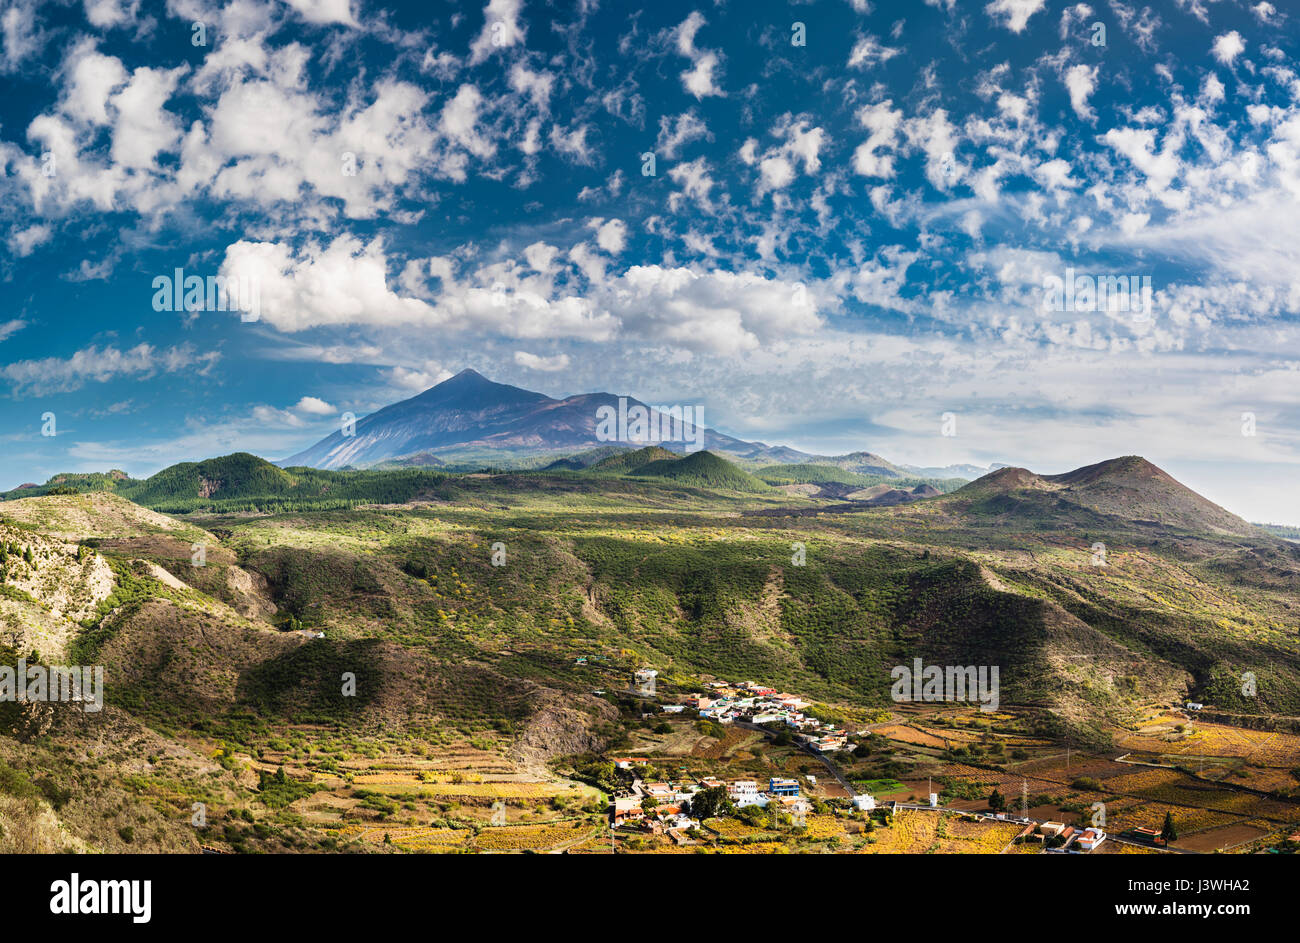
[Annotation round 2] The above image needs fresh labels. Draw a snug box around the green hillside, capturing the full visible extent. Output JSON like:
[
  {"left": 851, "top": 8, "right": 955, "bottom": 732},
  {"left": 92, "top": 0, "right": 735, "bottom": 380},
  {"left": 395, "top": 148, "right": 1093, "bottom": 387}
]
[
  {"left": 588, "top": 445, "right": 678, "bottom": 474},
  {"left": 3, "top": 453, "right": 1300, "bottom": 854},
  {"left": 540, "top": 445, "right": 634, "bottom": 470},
  {"left": 755, "top": 463, "right": 966, "bottom": 492},
  {"left": 630, "top": 450, "right": 773, "bottom": 493},
  {"left": 0, "top": 453, "right": 455, "bottom": 513}
]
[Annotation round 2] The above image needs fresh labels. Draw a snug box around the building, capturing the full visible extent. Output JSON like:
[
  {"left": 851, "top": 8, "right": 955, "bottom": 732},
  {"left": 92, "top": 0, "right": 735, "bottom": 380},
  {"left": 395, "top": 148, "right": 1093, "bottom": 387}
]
[
  {"left": 1127, "top": 826, "right": 1167, "bottom": 846},
  {"left": 1076, "top": 828, "right": 1106, "bottom": 851},
  {"left": 851, "top": 794, "right": 877, "bottom": 812},
  {"left": 611, "top": 757, "right": 649, "bottom": 770},
  {"left": 769, "top": 778, "right": 800, "bottom": 797},
  {"left": 1038, "top": 821, "right": 1066, "bottom": 838},
  {"left": 613, "top": 796, "right": 644, "bottom": 824},
  {"left": 1186, "top": 701, "right": 1204, "bottom": 711},
  {"left": 728, "top": 780, "right": 768, "bottom": 809}
]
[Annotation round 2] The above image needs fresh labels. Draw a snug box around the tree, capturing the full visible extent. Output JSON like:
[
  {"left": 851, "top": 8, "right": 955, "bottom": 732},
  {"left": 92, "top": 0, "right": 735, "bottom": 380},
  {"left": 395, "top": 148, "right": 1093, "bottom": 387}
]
[
  {"left": 1161, "top": 811, "right": 1178, "bottom": 843},
  {"left": 988, "top": 789, "right": 1005, "bottom": 811},
  {"left": 687, "top": 785, "right": 733, "bottom": 820}
]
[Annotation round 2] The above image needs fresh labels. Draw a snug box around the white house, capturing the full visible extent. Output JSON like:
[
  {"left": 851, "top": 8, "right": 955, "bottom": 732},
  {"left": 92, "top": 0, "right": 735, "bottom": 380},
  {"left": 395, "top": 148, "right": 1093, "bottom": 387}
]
[{"left": 851, "top": 794, "right": 876, "bottom": 812}]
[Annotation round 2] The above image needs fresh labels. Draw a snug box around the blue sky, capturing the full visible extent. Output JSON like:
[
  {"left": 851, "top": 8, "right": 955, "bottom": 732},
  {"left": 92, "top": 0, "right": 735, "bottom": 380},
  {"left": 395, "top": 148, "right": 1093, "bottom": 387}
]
[{"left": 2, "top": 0, "right": 1300, "bottom": 521}]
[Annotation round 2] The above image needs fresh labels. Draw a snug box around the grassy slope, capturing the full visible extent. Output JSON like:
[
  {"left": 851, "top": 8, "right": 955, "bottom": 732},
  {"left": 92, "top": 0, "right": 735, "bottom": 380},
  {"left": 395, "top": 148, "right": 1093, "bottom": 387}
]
[
  {"left": 630, "top": 450, "right": 773, "bottom": 493},
  {"left": 4, "top": 461, "right": 1300, "bottom": 850}
]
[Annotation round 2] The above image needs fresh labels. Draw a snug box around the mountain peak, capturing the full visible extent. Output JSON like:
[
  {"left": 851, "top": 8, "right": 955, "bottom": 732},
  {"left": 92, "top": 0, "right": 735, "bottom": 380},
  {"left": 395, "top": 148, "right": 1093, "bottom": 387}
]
[
  {"left": 956, "top": 456, "right": 1256, "bottom": 537},
  {"left": 448, "top": 367, "right": 488, "bottom": 382},
  {"left": 1044, "top": 455, "right": 1170, "bottom": 487}
]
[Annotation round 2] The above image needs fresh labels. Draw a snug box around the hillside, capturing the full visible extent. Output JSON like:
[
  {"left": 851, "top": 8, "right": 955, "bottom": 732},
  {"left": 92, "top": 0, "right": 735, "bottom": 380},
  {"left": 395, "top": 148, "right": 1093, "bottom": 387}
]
[
  {"left": 539, "top": 445, "right": 634, "bottom": 471},
  {"left": 588, "top": 445, "right": 678, "bottom": 474},
  {"left": 0, "top": 454, "right": 457, "bottom": 514},
  {"left": 756, "top": 463, "right": 888, "bottom": 486},
  {"left": 2, "top": 454, "right": 1299, "bottom": 853},
  {"left": 807, "top": 451, "right": 908, "bottom": 477},
  {"left": 629, "top": 450, "right": 773, "bottom": 493},
  {"left": 950, "top": 457, "right": 1259, "bottom": 538}
]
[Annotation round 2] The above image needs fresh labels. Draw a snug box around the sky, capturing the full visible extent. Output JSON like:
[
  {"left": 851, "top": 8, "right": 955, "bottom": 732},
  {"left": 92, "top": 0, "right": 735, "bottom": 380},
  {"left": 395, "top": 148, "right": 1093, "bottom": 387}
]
[{"left": 1, "top": 0, "right": 1300, "bottom": 522}]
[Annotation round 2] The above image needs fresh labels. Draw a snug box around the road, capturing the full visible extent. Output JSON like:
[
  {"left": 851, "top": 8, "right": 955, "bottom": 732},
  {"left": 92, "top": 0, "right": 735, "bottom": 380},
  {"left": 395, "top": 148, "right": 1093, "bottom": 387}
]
[{"left": 734, "top": 721, "right": 857, "bottom": 797}]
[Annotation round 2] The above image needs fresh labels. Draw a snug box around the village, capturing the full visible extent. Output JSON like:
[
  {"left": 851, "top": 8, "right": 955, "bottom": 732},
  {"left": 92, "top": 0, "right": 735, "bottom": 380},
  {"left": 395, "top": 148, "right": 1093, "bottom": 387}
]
[{"left": 592, "top": 669, "right": 1244, "bottom": 853}]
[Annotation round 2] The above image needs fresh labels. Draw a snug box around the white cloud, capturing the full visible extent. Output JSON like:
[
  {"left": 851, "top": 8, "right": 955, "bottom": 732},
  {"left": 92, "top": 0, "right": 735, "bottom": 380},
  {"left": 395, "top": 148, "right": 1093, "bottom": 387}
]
[
  {"left": 83, "top": 0, "right": 140, "bottom": 28},
  {"left": 1252, "top": 2, "right": 1278, "bottom": 24},
  {"left": 8, "top": 223, "right": 51, "bottom": 257},
  {"left": 1064, "top": 63, "right": 1098, "bottom": 121},
  {"left": 667, "top": 157, "right": 715, "bottom": 211},
  {"left": 383, "top": 365, "right": 452, "bottom": 391},
  {"left": 1, "top": 0, "right": 43, "bottom": 71},
  {"left": 903, "top": 108, "right": 961, "bottom": 189},
  {"left": 280, "top": 0, "right": 357, "bottom": 27},
  {"left": 1212, "top": 31, "right": 1245, "bottom": 66},
  {"left": 514, "top": 351, "right": 570, "bottom": 372},
  {"left": 847, "top": 35, "right": 900, "bottom": 69},
  {"left": 110, "top": 65, "right": 186, "bottom": 170},
  {"left": 595, "top": 218, "right": 628, "bottom": 254},
  {"left": 508, "top": 62, "right": 554, "bottom": 111},
  {"left": 672, "top": 12, "right": 724, "bottom": 99},
  {"left": 984, "top": 0, "right": 1046, "bottom": 32},
  {"left": 853, "top": 100, "right": 903, "bottom": 178},
  {"left": 222, "top": 236, "right": 619, "bottom": 341},
  {"left": 744, "top": 116, "right": 827, "bottom": 197},
  {"left": 657, "top": 111, "right": 709, "bottom": 158},
  {"left": 62, "top": 42, "right": 127, "bottom": 125},
  {"left": 1103, "top": 125, "right": 1183, "bottom": 202},
  {"left": 0, "top": 343, "right": 218, "bottom": 397},
  {"left": 251, "top": 404, "right": 306, "bottom": 427},
  {"left": 608, "top": 266, "right": 823, "bottom": 355},
  {"left": 469, "top": 0, "right": 526, "bottom": 65},
  {"left": 294, "top": 395, "right": 336, "bottom": 415}
]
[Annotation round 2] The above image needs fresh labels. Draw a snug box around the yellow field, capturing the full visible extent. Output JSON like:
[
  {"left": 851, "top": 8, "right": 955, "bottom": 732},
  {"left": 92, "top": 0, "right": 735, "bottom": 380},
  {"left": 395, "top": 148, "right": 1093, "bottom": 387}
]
[
  {"left": 476, "top": 821, "right": 596, "bottom": 851},
  {"left": 859, "top": 810, "right": 942, "bottom": 854},
  {"left": 932, "top": 818, "right": 1024, "bottom": 854}
]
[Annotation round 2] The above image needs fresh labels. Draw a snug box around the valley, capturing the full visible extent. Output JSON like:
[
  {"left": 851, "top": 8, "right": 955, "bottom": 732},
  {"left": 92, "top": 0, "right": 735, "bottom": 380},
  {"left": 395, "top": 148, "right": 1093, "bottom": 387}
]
[{"left": 2, "top": 447, "right": 1300, "bottom": 853}]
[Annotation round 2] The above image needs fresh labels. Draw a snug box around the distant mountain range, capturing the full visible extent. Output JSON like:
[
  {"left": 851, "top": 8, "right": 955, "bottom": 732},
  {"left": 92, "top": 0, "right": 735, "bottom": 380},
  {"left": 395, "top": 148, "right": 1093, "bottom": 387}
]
[
  {"left": 0, "top": 448, "right": 1260, "bottom": 542},
  {"left": 280, "top": 369, "right": 1000, "bottom": 479}
]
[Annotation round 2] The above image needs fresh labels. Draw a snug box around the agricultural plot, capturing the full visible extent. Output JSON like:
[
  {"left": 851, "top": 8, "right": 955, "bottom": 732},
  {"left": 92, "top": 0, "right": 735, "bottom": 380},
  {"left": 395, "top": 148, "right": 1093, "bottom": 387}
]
[{"left": 1117, "top": 720, "right": 1300, "bottom": 767}]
